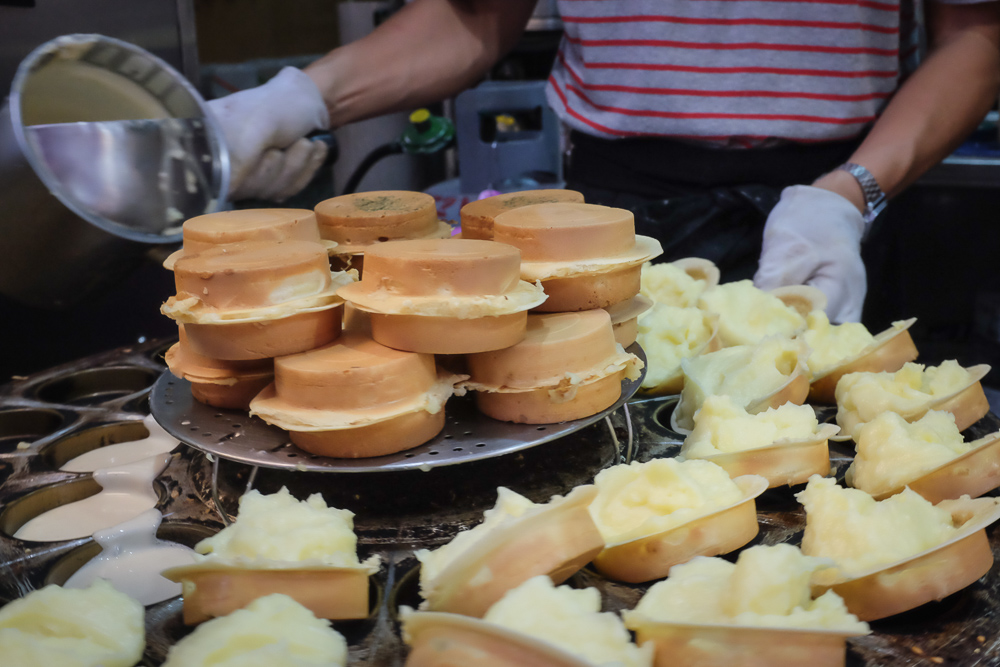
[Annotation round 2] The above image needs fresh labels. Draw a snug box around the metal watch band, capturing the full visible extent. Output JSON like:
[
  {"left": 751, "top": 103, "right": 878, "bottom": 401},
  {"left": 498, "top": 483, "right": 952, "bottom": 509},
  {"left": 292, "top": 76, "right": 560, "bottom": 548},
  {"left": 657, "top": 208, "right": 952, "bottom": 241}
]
[{"left": 836, "top": 162, "right": 887, "bottom": 224}]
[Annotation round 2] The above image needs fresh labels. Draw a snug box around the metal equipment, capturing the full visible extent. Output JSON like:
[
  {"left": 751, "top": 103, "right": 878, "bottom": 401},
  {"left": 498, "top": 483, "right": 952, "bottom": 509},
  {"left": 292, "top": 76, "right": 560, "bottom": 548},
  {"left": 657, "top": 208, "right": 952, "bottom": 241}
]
[{"left": 0, "top": 34, "right": 228, "bottom": 308}]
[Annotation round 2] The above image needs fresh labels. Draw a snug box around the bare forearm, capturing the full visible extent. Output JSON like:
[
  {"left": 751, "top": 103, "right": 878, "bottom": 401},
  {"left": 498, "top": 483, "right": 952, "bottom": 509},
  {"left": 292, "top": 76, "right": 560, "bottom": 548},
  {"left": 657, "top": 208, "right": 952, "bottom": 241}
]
[
  {"left": 814, "top": 1, "right": 1000, "bottom": 209},
  {"left": 304, "top": 0, "right": 535, "bottom": 128}
]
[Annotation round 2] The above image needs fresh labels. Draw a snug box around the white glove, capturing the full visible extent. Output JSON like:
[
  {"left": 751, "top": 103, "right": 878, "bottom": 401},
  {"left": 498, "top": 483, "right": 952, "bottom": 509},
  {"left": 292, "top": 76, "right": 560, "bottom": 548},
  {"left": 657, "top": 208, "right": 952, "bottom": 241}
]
[
  {"left": 208, "top": 67, "right": 330, "bottom": 202},
  {"left": 753, "top": 185, "right": 867, "bottom": 323}
]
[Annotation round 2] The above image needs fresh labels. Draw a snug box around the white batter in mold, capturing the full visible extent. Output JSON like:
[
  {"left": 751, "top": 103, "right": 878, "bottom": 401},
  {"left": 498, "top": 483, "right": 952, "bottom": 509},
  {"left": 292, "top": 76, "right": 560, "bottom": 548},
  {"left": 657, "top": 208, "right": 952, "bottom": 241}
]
[
  {"left": 65, "top": 508, "right": 198, "bottom": 605},
  {"left": 61, "top": 415, "right": 179, "bottom": 473},
  {"left": 14, "top": 453, "right": 170, "bottom": 542}
]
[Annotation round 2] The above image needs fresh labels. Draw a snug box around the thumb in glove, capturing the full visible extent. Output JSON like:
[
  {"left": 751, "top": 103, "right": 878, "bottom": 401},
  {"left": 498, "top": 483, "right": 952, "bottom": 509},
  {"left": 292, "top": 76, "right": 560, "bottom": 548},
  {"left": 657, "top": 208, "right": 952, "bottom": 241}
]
[{"left": 208, "top": 67, "right": 329, "bottom": 201}]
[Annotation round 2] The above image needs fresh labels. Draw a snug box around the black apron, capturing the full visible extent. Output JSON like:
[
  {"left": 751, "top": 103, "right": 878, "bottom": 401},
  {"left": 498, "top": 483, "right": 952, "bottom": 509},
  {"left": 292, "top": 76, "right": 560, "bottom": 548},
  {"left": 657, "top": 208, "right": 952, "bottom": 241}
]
[{"left": 565, "top": 130, "right": 865, "bottom": 282}]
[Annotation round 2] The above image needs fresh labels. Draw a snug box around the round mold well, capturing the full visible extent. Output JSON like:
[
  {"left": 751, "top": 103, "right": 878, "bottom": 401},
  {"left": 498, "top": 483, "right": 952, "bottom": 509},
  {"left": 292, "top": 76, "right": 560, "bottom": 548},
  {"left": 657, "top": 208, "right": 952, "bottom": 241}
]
[
  {"left": 34, "top": 366, "right": 160, "bottom": 406},
  {"left": 40, "top": 419, "right": 152, "bottom": 470},
  {"left": 44, "top": 520, "right": 218, "bottom": 587},
  {"left": 651, "top": 396, "right": 683, "bottom": 436},
  {"left": 0, "top": 476, "right": 170, "bottom": 541},
  {"left": 387, "top": 557, "right": 423, "bottom": 623},
  {"left": 121, "top": 393, "right": 151, "bottom": 415},
  {"left": 0, "top": 407, "right": 65, "bottom": 453}
]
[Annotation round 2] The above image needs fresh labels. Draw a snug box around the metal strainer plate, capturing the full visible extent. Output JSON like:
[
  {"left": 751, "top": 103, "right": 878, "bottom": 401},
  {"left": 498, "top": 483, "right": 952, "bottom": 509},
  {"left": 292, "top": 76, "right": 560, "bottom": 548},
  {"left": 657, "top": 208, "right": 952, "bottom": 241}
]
[{"left": 149, "top": 344, "right": 646, "bottom": 473}]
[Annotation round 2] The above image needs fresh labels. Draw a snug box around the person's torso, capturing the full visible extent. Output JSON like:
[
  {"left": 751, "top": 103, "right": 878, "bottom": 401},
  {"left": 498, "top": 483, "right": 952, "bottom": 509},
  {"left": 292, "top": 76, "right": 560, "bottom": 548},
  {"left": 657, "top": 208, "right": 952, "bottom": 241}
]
[{"left": 547, "top": 0, "right": 917, "bottom": 146}]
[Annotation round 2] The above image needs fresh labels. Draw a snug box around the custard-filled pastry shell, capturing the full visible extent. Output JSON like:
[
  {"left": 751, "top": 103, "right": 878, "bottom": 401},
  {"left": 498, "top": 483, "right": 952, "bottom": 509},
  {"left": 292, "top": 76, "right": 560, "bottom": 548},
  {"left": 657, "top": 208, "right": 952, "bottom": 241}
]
[
  {"left": 625, "top": 620, "right": 862, "bottom": 667},
  {"left": 418, "top": 486, "right": 604, "bottom": 618},
  {"left": 847, "top": 430, "right": 1000, "bottom": 503},
  {"left": 638, "top": 309, "right": 721, "bottom": 396},
  {"left": 836, "top": 363, "right": 991, "bottom": 440},
  {"left": 402, "top": 610, "right": 597, "bottom": 667},
  {"left": 592, "top": 475, "right": 767, "bottom": 583},
  {"left": 770, "top": 285, "right": 827, "bottom": 318},
  {"left": 808, "top": 318, "right": 918, "bottom": 404},
  {"left": 671, "top": 362, "right": 811, "bottom": 436},
  {"left": 161, "top": 562, "right": 372, "bottom": 625},
  {"left": 809, "top": 496, "right": 1000, "bottom": 621},
  {"left": 680, "top": 424, "right": 840, "bottom": 489},
  {"left": 671, "top": 257, "right": 721, "bottom": 289}
]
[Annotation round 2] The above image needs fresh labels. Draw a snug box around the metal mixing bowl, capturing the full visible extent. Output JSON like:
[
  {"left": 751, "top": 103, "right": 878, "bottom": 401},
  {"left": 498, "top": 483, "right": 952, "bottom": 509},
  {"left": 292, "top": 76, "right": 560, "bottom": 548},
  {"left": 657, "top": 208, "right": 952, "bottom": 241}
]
[{"left": 0, "top": 34, "right": 229, "bottom": 308}]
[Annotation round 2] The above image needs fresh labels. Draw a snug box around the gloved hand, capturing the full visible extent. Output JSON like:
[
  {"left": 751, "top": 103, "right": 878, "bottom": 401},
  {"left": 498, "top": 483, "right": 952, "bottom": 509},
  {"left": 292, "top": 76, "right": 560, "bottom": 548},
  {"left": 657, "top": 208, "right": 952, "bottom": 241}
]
[
  {"left": 208, "top": 67, "right": 330, "bottom": 202},
  {"left": 753, "top": 185, "right": 867, "bottom": 323}
]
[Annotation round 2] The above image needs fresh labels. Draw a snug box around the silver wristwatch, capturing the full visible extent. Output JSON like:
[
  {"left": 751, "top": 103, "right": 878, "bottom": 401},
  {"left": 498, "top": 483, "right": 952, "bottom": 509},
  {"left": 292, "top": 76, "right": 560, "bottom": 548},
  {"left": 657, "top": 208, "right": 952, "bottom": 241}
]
[{"left": 836, "top": 162, "right": 887, "bottom": 224}]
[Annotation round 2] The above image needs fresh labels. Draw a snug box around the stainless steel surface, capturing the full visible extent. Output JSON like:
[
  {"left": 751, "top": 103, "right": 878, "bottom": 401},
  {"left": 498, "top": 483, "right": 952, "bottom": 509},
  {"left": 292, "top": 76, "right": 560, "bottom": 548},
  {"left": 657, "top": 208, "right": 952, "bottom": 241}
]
[
  {"left": 25, "top": 118, "right": 215, "bottom": 235},
  {"left": 3, "top": 339, "right": 1000, "bottom": 665},
  {"left": 148, "top": 343, "right": 646, "bottom": 473},
  {"left": 0, "top": 34, "right": 228, "bottom": 308}
]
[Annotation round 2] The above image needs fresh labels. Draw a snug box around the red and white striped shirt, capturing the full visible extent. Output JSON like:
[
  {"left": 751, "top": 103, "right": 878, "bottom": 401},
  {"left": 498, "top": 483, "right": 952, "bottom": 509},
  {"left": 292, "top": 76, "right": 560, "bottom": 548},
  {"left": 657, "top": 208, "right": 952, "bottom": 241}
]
[{"left": 545, "top": 0, "right": 970, "bottom": 146}]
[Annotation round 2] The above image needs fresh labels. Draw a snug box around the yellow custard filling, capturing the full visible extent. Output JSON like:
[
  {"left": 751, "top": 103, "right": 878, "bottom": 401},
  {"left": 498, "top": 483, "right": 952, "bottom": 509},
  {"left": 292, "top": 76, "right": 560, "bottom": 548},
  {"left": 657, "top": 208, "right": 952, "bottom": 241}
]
[
  {"left": 162, "top": 594, "right": 347, "bottom": 667},
  {"left": 625, "top": 544, "right": 868, "bottom": 633},
  {"left": 684, "top": 395, "right": 819, "bottom": 458},
  {"left": 849, "top": 410, "right": 976, "bottom": 496},
  {"left": 637, "top": 304, "right": 714, "bottom": 390},
  {"left": 589, "top": 458, "right": 743, "bottom": 544},
  {"left": 195, "top": 487, "right": 376, "bottom": 570},
  {"left": 836, "top": 361, "right": 975, "bottom": 438},
  {"left": 416, "top": 487, "right": 536, "bottom": 588},
  {"left": 797, "top": 475, "right": 961, "bottom": 576},
  {"left": 484, "top": 576, "right": 650, "bottom": 667},
  {"left": 0, "top": 580, "right": 144, "bottom": 667},
  {"left": 640, "top": 262, "right": 707, "bottom": 308},
  {"left": 677, "top": 336, "right": 805, "bottom": 430},
  {"left": 698, "top": 280, "right": 806, "bottom": 346},
  {"left": 801, "top": 311, "right": 874, "bottom": 377}
]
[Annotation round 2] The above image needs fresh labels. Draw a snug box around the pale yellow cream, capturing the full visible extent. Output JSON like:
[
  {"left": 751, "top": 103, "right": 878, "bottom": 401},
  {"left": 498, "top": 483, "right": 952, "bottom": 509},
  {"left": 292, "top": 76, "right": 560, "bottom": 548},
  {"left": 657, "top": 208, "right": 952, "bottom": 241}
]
[
  {"left": 625, "top": 544, "right": 869, "bottom": 633},
  {"left": 698, "top": 280, "right": 806, "bottom": 347},
  {"left": 836, "top": 361, "right": 976, "bottom": 439},
  {"left": 640, "top": 261, "right": 706, "bottom": 308},
  {"left": 676, "top": 336, "right": 805, "bottom": 430},
  {"left": 637, "top": 304, "right": 714, "bottom": 390},
  {"left": 0, "top": 580, "right": 144, "bottom": 667},
  {"left": 162, "top": 593, "right": 347, "bottom": 667},
  {"left": 195, "top": 487, "right": 376, "bottom": 570},
  {"left": 683, "top": 395, "right": 819, "bottom": 458},
  {"left": 802, "top": 311, "right": 875, "bottom": 377},
  {"left": 484, "top": 576, "right": 651, "bottom": 667},
  {"left": 849, "top": 410, "right": 976, "bottom": 497},
  {"left": 589, "top": 458, "right": 743, "bottom": 544},
  {"left": 416, "top": 487, "right": 536, "bottom": 588},
  {"left": 797, "top": 475, "right": 961, "bottom": 576}
]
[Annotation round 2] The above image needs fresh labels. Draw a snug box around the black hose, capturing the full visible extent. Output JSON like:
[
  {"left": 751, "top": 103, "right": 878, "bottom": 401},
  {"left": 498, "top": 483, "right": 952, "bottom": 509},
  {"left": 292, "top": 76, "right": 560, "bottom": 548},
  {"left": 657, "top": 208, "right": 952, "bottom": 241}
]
[{"left": 341, "top": 141, "right": 404, "bottom": 195}]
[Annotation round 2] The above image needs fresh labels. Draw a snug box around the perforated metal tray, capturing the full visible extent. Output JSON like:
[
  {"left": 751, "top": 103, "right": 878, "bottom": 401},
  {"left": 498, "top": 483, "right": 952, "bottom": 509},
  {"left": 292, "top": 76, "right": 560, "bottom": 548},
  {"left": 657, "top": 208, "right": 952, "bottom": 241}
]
[{"left": 149, "top": 344, "right": 646, "bottom": 473}]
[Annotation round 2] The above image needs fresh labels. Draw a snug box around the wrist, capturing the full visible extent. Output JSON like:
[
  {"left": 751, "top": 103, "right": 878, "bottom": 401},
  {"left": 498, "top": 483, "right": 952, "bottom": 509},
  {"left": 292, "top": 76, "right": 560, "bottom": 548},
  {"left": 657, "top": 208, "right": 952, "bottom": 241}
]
[{"left": 811, "top": 170, "right": 867, "bottom": 215}]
